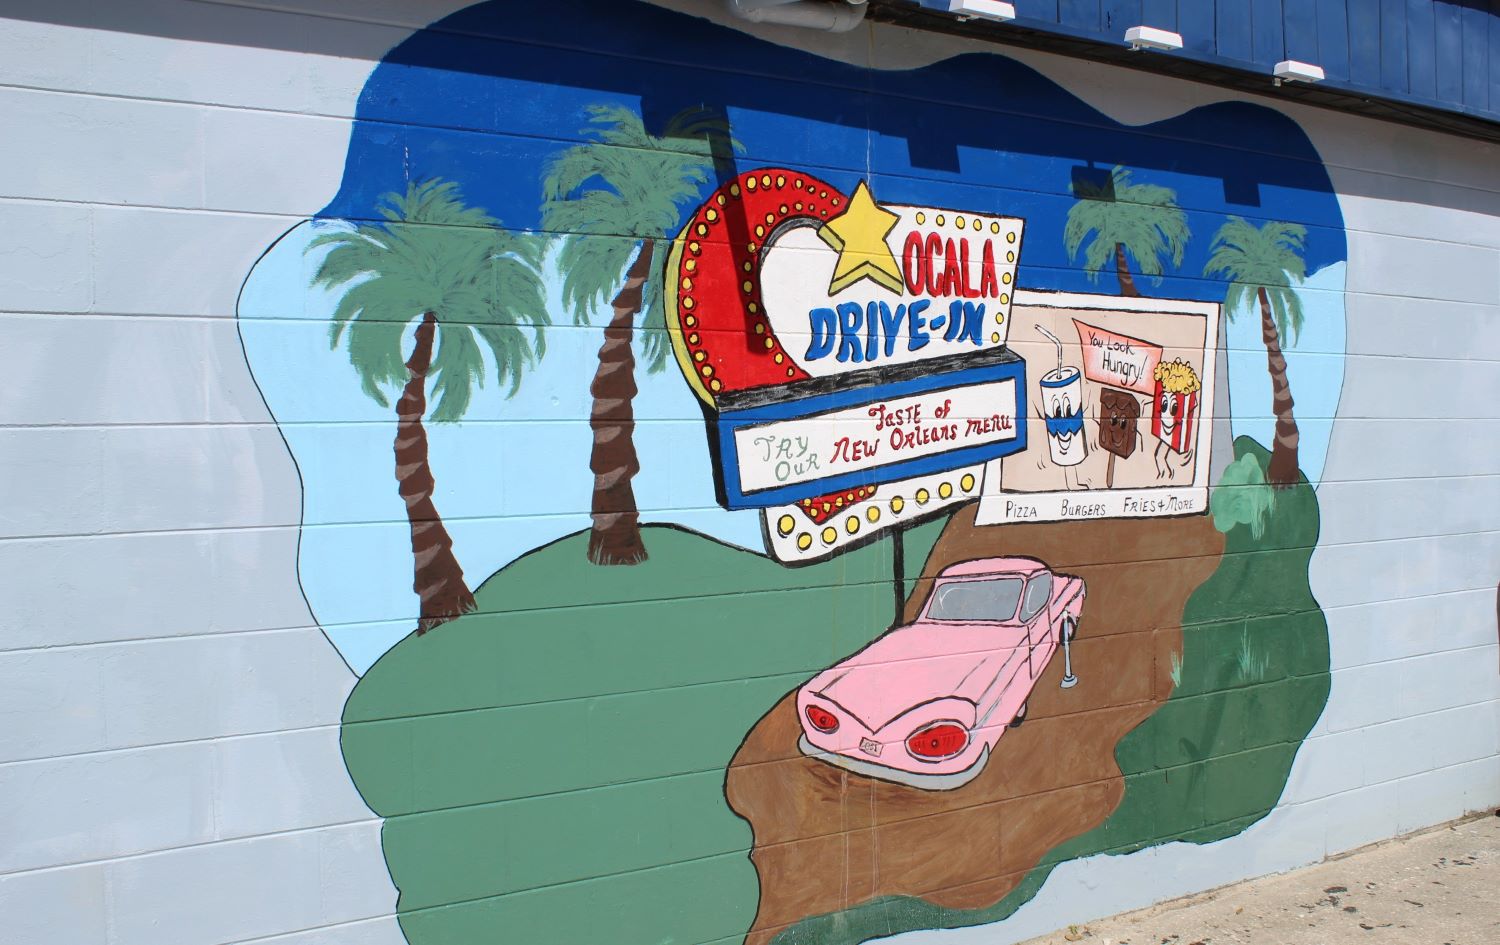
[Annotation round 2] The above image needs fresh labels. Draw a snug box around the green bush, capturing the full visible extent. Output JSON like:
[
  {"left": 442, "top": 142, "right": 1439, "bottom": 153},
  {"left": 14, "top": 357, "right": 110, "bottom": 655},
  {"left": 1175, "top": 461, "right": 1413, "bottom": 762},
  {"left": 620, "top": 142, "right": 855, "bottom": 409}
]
[{"left": 1211, "top": 450, "right": 1276, "bottom": 539}]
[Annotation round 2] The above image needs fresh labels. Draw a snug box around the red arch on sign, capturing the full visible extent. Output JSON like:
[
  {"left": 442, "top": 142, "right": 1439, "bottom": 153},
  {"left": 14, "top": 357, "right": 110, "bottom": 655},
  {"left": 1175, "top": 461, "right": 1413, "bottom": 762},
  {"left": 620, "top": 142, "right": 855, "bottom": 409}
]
[{"left": 665, "top": 168, "right": 847, "bottom": 405}]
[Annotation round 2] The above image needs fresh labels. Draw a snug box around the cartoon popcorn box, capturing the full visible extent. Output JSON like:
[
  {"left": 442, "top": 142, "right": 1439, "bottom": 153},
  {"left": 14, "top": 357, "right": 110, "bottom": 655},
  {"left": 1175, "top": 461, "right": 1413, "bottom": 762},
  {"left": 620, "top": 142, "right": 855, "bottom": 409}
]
[{"left": 1151, "top": 358, "right": 1201, "bottom": 479}]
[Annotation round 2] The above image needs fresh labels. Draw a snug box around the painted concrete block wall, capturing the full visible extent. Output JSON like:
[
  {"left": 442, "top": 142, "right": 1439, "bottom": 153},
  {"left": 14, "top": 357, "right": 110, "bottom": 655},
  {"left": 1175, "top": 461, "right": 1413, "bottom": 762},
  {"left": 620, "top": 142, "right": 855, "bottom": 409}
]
[{"left": 0, "top": 2, "right": 1495, "bottom": 944}]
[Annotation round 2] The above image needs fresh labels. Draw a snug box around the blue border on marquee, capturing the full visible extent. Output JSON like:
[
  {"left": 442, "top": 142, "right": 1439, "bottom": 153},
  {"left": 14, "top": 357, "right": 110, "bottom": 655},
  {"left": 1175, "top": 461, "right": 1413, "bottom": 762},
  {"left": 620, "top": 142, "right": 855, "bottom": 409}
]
[{"left": 716, "top": 355, "right": 1029, "bottom": 508}]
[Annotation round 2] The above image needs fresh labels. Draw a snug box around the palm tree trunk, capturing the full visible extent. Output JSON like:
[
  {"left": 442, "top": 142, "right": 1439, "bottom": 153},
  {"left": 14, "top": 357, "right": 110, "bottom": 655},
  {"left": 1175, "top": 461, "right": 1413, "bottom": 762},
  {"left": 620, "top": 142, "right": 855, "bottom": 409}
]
[
  {"left": 1113, "top": 242, "right": 1140, "bottom": 296},
  {"left": 1257, "top": 287, "right": 1300, "bottom": 487},
  {"left": 586, "top": 239, "right": 653, "bottom": 566},
  {"left": 397, "top": 311, "right": 476, "bottom": 632}
]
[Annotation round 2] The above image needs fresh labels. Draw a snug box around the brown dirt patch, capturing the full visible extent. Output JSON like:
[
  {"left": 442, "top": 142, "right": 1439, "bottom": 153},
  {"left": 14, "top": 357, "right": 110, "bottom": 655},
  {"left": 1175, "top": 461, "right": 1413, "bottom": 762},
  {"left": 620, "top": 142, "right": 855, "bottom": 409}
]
[{"left": 726, "top": 503, "right": 1224, "bottom": 945}]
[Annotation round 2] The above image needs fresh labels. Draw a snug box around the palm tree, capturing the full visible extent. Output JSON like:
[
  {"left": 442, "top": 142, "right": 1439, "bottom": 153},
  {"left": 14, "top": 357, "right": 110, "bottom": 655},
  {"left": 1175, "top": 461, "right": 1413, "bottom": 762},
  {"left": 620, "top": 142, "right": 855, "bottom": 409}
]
[
  {"left": 1203, "top": 217, "right": 1308, "bottom": 488},
  {"left": 308, "top": 179, "right": 548, "bottom": 632},
  {"left": 541, "top": 104, "right": 739, "bottom": 566},
  {"left": 1064, "top": 165, "right": 1189, "bottom": 296}
]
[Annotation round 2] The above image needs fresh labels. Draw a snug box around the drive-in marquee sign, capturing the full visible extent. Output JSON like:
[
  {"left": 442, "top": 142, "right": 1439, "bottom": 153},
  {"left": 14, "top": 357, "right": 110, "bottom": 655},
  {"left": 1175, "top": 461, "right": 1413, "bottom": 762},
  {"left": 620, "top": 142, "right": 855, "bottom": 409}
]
[{"left": 665, "top": 168, "right": 1031, "bottom": 550}]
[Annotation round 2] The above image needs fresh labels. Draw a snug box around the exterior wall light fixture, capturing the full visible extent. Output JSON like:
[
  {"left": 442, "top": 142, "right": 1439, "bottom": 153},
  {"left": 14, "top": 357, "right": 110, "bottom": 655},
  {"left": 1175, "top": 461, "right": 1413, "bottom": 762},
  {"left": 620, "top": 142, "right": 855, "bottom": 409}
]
[
  {"left": 1274, "top": 60, "right": 1326, "bottom": 85},
  {"left": 948, "top": 0, "right": 1016, "bottom": 22},
  {"left": 1124, "top": 25, "right": 1183, "bottom": 52}
]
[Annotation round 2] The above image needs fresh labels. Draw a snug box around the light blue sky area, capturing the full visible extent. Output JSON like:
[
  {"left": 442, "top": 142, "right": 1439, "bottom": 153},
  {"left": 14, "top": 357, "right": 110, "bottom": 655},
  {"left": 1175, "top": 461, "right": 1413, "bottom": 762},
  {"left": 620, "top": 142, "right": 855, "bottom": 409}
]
[
  {"left": 239, "top": 226, "right": 1344, "bottom": 675},
  {"left": 1223, "top": 261, "right": 1346, "bottom": 486},
  {"left": 239, "top": 222, "right": 765, "bottom": 673}
]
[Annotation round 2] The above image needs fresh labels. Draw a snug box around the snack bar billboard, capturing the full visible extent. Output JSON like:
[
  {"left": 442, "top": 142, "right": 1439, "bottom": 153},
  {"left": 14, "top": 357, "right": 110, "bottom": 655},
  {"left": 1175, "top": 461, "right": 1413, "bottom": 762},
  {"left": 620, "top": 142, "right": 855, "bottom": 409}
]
[{"left": 975, "top": 290, "right": 1220, "bottom": 525}]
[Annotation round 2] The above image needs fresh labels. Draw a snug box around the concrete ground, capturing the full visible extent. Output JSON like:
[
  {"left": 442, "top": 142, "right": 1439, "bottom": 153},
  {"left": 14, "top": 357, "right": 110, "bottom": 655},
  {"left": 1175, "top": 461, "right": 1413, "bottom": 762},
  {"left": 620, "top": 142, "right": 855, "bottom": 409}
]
[{"left": 1018, "top": 813, "right": 1500, "bottom": 945}]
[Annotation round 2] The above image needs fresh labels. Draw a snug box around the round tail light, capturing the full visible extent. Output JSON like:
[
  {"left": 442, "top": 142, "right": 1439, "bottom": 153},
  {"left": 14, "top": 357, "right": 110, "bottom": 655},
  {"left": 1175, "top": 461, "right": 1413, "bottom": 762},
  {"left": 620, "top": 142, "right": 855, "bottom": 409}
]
[
  {"left": 804, "top": 704, "right": 839, "bottom": 733},
  {"left": 906, "top": 722, "right": 969, "bottom": 760}
]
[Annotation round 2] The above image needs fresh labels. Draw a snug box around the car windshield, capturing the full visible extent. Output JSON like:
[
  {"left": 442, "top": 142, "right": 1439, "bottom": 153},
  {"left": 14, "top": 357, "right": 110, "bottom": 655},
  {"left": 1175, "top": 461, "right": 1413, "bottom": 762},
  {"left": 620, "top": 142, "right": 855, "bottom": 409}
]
[{"left": 924, "top": 577, "right": 1025, "bottom": 622}]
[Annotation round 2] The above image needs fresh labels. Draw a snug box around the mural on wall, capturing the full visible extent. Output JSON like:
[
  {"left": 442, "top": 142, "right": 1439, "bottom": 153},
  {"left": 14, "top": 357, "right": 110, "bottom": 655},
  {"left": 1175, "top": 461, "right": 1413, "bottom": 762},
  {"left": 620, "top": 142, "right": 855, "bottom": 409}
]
[{"left": 235, "top": 2, "right": 1348, "bottom": 944}]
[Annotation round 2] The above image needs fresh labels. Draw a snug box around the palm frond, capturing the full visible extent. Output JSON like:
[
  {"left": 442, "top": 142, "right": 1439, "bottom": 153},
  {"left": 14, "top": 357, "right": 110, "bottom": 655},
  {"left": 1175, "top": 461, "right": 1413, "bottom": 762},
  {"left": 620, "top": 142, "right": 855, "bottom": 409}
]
[
  {"left": 309, "top": 227, "right": 387, "bottom": 288},
  {"left": 555, "top": 233, "right": 638, "bottom": 325},
  {"left": 306, "top": 178, "right": 549, "bottom": 417},
  {"left": 1203, "top": 216, "right": 1309, "bottom": 336},
  {"left": 1081, "top": 233, "right": 1114, "bottom": 281},
  {"left": 1267, "top": 285, "right": 1306, "bottom": 343},
  {"left": 473, "top": 321, "right": 540, "bottom": 398},
  {"left": 542, "top": 188, "right": 634, "bottom": 238},
  {"left": 542, "top": 104, "right": 738, "bottom": 335},
  {"left": 638, "top": 257, "right": 669, "bottom": 373},
  {"left": 1063, "top": 199, "right": 1106, "bottom": 263},
  {"left": 428, "top": 322, "right": 483, "bottom": 422},
  {"left": 582, "top": 104, "right": 656, "bottom": 148},
  {"left": 492, "top": 247, "right": 551, "bottom": 366},
  {"left": 1202, "top": 246, "right": 1243, "bottom": 282},
  {"left": 542, "top": 144, "right": 611, "bottom": 204},
  {"left": 498, "top": 227, "right": 548, "bottom": 274},
  {"left": 1064, "top": 165, "right": 1188, "bottom": 286},
  {"left": 1222, "top": 281, "right": 1253, "bottom": 323}
]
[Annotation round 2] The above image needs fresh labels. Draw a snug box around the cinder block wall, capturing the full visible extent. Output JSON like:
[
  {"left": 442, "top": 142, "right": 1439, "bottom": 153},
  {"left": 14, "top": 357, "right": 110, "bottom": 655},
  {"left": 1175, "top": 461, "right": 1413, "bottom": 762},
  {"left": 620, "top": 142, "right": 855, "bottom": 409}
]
[{"left": 0, "top": 2, "right": 1495, "bottom": 944}]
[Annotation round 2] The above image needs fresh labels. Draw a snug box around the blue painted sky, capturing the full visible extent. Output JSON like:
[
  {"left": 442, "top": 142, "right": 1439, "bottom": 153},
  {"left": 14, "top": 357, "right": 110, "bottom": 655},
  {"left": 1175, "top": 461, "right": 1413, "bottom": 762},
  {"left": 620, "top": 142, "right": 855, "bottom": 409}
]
[
  {"left": 324, "top": 0, "right": 1346, "bottom": 288},
  {"left": 240, "top": 0, "right": 1349, "bottom": 672}
]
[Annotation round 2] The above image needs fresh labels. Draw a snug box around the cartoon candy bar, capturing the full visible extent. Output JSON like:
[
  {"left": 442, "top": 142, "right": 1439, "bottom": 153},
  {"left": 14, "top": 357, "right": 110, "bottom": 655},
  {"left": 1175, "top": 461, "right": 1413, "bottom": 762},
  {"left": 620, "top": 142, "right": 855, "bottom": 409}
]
[{"left": 1098, "top": 386, "right": 1142, "bottom": 488}]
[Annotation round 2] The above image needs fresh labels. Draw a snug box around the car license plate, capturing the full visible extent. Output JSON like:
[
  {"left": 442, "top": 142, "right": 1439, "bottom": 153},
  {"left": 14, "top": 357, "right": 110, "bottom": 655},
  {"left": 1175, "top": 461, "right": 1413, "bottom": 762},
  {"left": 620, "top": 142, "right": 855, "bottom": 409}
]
[{"left": 859, "top": 737, "right": 882, "bottom": 756}]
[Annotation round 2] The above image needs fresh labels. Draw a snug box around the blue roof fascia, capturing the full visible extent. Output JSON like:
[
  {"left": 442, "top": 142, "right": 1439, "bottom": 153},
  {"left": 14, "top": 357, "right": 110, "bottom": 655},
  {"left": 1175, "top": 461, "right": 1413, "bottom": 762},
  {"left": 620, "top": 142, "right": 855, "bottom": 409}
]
[{"left": 908, "top": 0, "right": 1500, "bottom": 129}]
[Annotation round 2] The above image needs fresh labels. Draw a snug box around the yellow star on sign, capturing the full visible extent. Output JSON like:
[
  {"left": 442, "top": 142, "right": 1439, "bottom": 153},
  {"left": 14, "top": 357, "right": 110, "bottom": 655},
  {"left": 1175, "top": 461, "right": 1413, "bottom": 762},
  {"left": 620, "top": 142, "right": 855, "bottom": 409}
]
[{"left": 817, "top": 181, "right": 905, "bottom": 296}]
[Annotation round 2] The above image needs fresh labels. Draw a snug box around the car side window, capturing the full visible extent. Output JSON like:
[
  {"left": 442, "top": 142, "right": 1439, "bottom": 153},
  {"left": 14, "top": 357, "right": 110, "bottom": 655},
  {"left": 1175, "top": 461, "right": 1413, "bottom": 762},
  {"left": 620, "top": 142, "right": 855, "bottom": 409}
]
[{"left": 1019, "top": 574, "right": 1052, "bottom": 622}]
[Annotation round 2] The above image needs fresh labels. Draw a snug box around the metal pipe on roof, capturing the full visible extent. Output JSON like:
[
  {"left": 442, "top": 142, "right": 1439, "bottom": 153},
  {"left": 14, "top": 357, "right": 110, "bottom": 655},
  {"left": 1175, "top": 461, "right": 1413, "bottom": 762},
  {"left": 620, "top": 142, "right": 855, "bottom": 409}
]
[{"left": 725, "top": 0, "right": 868, "bottom": 32}]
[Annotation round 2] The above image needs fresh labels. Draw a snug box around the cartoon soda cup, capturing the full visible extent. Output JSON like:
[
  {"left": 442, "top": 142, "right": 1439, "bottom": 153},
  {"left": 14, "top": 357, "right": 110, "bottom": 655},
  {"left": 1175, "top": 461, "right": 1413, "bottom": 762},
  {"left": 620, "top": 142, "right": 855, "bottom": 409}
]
[
  {"left": 1039, "top": 365, "right": 1086, "bottom": 467},
  {"left": 1034, "top": 325, "right": 1086, "bottom": 488}
]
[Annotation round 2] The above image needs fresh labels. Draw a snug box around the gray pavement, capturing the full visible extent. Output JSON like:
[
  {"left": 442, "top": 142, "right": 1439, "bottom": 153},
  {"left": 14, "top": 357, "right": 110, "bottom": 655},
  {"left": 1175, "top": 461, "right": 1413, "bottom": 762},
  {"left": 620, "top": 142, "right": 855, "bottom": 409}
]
[{"left": 1018, "top": 814, "right": 1500, "bottom": 945}]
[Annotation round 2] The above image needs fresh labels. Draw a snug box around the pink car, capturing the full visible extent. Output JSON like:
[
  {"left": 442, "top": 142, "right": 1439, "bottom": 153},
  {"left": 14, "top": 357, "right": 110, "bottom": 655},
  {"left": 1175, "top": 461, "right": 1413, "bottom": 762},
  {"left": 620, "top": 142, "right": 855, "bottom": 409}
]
[{"left": 797, "top": 556, "right": 1084, "bottom": 790}]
